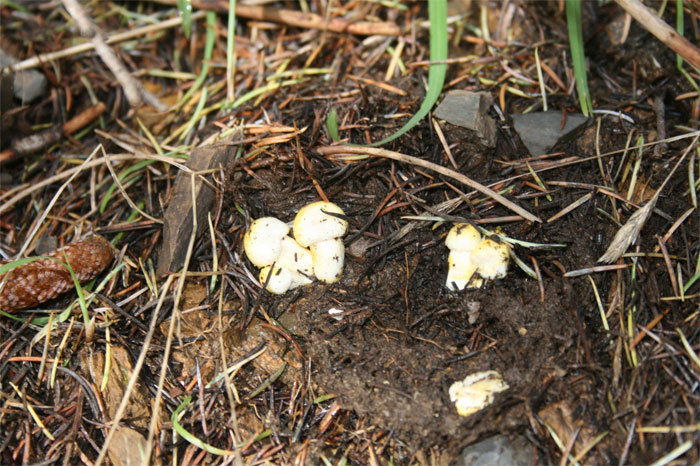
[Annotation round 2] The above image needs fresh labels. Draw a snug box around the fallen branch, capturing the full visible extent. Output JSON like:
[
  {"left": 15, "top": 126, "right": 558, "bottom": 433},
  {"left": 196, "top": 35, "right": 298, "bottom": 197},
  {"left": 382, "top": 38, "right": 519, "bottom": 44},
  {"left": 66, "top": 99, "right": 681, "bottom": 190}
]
[
  {"left": 615, "top": 0, "right": 700, "bottom": 70},
  {"left": 0, "top": 102, "right": 107, "bottom": 163},
  {"left": 62, "top": 0, "right": 167, "bottom": 111},
  {"left": 316, "top": 145, "right": 541, "bottom": 223},
  {"left": 151, "top": 0, "right": 401, "bottom": 36},
  {"left": 1, "top": 11, "right": 207, "bottom": 74}
]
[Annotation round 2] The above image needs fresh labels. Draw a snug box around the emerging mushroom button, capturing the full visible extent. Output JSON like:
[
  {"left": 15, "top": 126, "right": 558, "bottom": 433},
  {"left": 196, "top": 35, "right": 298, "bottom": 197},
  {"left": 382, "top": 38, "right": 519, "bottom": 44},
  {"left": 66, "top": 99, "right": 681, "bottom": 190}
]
[
  {"left": 243, "top": 217, "right": 290, "bottom": 268},
  {"left": 471, "top": 238, "right": 510, "bottom": 280},
  {"left": 243, "top": 217, "right": 313, "bottom": 294},
  {"left": 449, "top": 370, "right": 509, "bottom": 417},
  {"left": 445, "top": 223, "right": 511, "bottom": 291},
  {"left": 445, "top": 223, "right": 483, "bottom": 291},
  {"left": 243, "top": 202, "right": 349, "bottom": 294},
  {"left": 293, "top": 201, "right": 348, "bottom": 283}
]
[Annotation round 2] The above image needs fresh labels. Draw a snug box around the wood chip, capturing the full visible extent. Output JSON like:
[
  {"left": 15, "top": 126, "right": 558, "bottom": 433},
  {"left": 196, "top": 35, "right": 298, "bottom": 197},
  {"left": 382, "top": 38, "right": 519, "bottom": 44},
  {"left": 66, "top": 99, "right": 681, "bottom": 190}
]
[{"left": 158, "top": 144, "right": 233, "bottom": 274}]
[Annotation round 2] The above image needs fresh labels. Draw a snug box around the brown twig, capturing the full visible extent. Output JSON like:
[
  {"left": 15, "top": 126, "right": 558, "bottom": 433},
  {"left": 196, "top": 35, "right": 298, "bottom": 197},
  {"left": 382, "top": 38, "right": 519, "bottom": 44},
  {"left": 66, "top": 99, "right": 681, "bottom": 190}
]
[
  {"left": 1, "top": 11, "right": 207, "bottom": 74},
  {"left": 316, "top": 145, "right": 541, "bottom": 223},
  {"left": 150, "top": 0, "right": 400, "bottom": 36},
  {"left": 615, "top": 0, "right": 700, "bottom": 70},
  {"left": 61, "top": 0, "right": 167, "bottom": 111},
  {"left": 2, "top": 102, "right": 107, "bottom": 162}
]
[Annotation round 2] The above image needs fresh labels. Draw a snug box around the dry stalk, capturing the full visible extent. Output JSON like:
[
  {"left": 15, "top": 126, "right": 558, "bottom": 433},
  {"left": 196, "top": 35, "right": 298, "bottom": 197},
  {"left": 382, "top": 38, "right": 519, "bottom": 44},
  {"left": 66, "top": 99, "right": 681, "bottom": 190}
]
[
  {"left": 317, "top": 145, "right": 541, "bottom": 223},
  {"left": 61, "top": 0, "right": 167, "bottom": 111},
  {"left": 598, "top": 134, "right": 699, "bottom": 263},
  {"left": 615, "top": 0, "right": 700, "bottom": 70}
]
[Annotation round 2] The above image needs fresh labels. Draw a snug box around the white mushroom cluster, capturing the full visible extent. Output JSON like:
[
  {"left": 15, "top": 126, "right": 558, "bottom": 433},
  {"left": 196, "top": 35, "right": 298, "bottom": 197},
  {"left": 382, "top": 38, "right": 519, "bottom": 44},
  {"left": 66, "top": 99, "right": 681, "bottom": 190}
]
[
  {"left": 449, "top": 370, "right": 509, "bottom": 417},
  {"left": 445, "top": 223, "right": 510, "bottom": 291},
  {"left": 243, "top": 201, "right": 348, "bottom": 294}
]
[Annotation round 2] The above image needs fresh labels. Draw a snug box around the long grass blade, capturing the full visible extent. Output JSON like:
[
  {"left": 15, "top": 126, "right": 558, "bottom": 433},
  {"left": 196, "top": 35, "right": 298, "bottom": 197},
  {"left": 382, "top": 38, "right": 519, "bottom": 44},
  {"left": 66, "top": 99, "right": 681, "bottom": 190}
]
[
  {"left": 369, "top": 0, "right": 447, "bottom": 146},
  {"left": 566, "top": 0, "right": 593, "bottom": 116},
  {"left": 226, "top": 0, "right": 237, "bottom": 103},
  {"left": 177, "top": 0, "right": 192, "bottom": 38},
  {"left": 177, "top": 10, "right": 216, "bottom": 110}
]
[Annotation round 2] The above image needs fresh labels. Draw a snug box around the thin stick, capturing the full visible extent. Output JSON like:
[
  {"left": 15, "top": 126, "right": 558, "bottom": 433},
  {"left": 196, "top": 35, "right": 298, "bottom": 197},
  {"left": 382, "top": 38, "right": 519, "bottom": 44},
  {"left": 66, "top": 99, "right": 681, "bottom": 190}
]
[
  {"left": 2, "top": 11, "right": 206, "bottom": 73},
  {"left": 317, "top": 145, "right": 541, "bottom": 223},
  {"left": 62, "top": 0, "right": 167, "bottom": 110},
  {"left": 615, "top": 0, "right": 700, "bottom": 70},
  {"left": 150, "top": 0, "right": 400, "bottom": 36},
  {"left": 0, "top": 153, "right": 190, "bottom": 216}
]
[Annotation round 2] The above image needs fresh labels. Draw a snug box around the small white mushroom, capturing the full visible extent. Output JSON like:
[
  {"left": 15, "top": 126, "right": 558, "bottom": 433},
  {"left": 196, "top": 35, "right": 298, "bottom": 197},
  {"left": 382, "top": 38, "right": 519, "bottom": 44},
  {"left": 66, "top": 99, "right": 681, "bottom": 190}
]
[
  {"left": 243, "top": 217, "right": 290, "bottom": 268},
  {"left": 449, "top": 370, "right": 509, "bottom": 417},
  {"left": 293, "top": 201, "right": 348, "bottom": 283},
  {"left": 445, "top": 223, "right": 482, "bottom": 291},
  {"left": 259, "top": 265, "right": 293, "bottom": 295},
  {"left": 244, "top": 218, "right": 314, "bottom": 294},
  {"left": 309, "top": 239, "right": 345, "bottom": 283},
  {"left": 276, "top": 236, "right": 314, "bottom": 287},
  {"left": 472, "top": 238, "right": 510, "bottom": 280}
]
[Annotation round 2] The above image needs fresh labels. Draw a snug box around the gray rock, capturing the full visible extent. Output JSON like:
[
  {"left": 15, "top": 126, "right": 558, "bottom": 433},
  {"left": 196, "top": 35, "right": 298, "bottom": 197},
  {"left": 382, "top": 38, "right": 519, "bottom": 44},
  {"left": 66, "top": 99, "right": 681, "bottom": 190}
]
[
  {"left": 0, "top": 49, "right": 47, "bottom": 103},
  {"left": 435, "top": 90, "right": 497, "bottom": 147},
  {"left": 453, "top": 435, "right": 541, "bottom": 466},
  {"left": 511, "top": 110, "right": 588, "bottom": 156}
]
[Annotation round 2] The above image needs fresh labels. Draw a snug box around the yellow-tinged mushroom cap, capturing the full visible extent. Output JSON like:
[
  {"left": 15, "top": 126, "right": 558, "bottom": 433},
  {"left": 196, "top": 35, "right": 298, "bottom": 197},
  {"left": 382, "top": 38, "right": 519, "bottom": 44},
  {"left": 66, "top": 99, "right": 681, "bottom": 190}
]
[
  {"left": 309, "top": 238, "right": 345, "bottom": 283},
  {"left": 276, "top": 236, "right": 314, "bottom": 285},
  {"left": 445, "top": 223, "right": 483, "bottom": 291},
  {"left": 445, "top": 223, "right": 481, "bottom": 253},
  {"left": 446, "top": 251, "right": 482, "bottom": 291},
  {"left": 259, "top": 265, "right": 293, "bottom": 295},
  {"left": 472, "top": 238, "right": 510, "bottom": 280},
  {"left": 293, "top": 201, "right": 348, "bottom": 283},
  {"left": 449, "top": 370, "right": 509, "bottom": 417}
]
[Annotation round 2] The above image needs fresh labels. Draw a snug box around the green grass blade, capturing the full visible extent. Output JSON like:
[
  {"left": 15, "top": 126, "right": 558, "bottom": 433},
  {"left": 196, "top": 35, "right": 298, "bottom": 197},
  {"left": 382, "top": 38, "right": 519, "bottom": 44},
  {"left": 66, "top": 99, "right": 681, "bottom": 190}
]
[
  {"left": 226, "top": 0, "right": 237, "bottom": 104},
  {"left": 0, "top": 0, "right": 31, "bottom": 14},
  {"left": 100, "top": 160, "right": 152, "bottom": 213},
  {"left": 179, "top": 85, "right": 208, "bottom": 141},
  {"left": 368, "top": 0, "right": 447, "bottom": 146},
  {"left": 676, "top": 0, "right": 683, "bottom": 69},
  {"left": 172, "top": 396, "right": 271, "bottom": 454},
  {"left": 177, "top": 10, "right": 217, "bottom": 110},
  {"left": 177, "top": 0, "right": 192, "bottom": 38},
  {"left": 172, "top": 397, "right": 237, "bottom": 455},
  {"left": 566, "top": 0, "right": 593, "bottom": 116},
  {"left": 327, "top": 108, "right": 340, "bottom": 142}
]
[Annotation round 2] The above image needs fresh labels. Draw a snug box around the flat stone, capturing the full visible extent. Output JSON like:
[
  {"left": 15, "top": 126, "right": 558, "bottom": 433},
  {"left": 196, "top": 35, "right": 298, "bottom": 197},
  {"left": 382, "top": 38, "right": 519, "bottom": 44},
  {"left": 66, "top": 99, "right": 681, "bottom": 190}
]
[
  {"left": 0, "top": 49, "right": 47, "bottom": 103},
  {"left": 435, "top": 90, "right": 497, "bottom": 147},
  {"left": 511, "top": 110, "right": 589, "bottom": 156},
  {"left": 157, "top": 143, "right": 234, "bottom": 274},
  {"left": 454, "top": 434, "right": 541, "bottom": 466}
]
